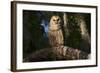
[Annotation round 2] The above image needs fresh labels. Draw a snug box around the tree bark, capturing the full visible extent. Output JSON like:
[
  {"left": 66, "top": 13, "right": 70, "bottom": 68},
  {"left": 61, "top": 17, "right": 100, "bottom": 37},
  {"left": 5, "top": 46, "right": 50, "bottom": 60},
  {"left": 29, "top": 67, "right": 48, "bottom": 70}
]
[
  {"left": 63, "top": 13, "right": 69, "bottom": 44},
  {"left": 24, "top": 46, "right": 89, "bottom": 62}
]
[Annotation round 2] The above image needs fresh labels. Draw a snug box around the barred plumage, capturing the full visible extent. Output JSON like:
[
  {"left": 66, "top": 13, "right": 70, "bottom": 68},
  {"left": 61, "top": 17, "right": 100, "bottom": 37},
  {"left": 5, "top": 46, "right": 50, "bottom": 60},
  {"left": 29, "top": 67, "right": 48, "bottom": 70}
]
[{"left": 48, "top": 16, "right": 64, "bottom": 47}]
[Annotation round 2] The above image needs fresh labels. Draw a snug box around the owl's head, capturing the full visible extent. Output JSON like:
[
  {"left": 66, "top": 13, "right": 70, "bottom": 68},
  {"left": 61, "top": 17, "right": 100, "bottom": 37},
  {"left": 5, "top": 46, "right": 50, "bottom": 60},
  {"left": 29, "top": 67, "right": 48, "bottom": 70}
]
[{"left": 49, "top": 16, "right": 62, "bottom": 27}]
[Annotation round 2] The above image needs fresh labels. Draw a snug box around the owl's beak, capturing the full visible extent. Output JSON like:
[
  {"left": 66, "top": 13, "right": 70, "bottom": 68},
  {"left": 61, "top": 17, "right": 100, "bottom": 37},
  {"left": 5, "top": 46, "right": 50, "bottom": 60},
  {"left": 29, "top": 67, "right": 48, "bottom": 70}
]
[{"left": 55, "top": 21, "right": 59, "bottom": 24}]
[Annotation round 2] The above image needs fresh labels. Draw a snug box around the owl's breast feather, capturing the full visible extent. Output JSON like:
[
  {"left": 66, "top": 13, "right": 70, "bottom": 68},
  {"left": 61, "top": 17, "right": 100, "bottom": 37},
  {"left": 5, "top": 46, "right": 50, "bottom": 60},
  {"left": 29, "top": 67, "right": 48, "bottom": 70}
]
[{"left": 49, "top": 25, "right": 61, "bottom": 31}]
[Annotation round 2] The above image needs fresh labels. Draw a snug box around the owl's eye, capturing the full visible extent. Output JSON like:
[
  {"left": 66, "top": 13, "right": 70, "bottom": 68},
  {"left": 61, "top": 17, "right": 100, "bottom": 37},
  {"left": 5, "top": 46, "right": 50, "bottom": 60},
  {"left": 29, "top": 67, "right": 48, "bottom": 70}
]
[
  {"left": 53, "top": 19, "right": 56, "bottom": 21},
  {"left": 57, "top": 19, "right": 59, "bottom": 21}
]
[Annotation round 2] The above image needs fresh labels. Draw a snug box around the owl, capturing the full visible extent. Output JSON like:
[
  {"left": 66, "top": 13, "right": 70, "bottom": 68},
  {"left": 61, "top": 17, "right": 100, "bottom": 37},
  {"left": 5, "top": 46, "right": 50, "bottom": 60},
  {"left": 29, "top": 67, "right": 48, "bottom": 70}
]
[{"left": 48, "top": 16, "right": 64, "bottom": 47}]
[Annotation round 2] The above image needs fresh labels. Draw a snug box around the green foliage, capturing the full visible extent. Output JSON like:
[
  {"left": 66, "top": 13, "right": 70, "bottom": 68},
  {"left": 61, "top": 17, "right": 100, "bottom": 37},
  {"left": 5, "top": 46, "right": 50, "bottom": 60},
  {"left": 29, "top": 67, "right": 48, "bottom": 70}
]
[{"left": 65, "top": 14, "right": 82, "bottom": 49}]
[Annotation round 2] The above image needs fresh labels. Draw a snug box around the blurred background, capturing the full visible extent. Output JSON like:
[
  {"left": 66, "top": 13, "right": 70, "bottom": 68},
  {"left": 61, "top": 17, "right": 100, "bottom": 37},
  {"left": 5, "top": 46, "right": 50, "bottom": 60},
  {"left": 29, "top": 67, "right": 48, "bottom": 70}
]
[{"left": 23, "top": 10, "right": 91, "bottom": 61}]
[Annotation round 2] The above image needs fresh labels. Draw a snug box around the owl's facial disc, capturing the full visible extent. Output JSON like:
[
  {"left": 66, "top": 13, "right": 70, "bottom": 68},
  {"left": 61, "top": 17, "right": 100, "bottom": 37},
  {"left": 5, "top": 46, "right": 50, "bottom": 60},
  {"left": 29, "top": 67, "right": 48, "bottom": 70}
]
[
  {"left": 53, "top": 18, "right": 59, "bottom": 24},
  {"left": 49, "top": 16, "right": 62, "bottom": 30},
  {"left": 53, "top": 17, "right": 61, "bottom": 25}
]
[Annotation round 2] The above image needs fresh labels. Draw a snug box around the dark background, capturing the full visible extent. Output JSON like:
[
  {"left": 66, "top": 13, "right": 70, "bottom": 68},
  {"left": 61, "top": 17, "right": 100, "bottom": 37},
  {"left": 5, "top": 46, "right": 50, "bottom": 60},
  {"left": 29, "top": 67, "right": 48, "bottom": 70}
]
[{"left": 23, "top": 10, "right": 91, "bottom": 60}]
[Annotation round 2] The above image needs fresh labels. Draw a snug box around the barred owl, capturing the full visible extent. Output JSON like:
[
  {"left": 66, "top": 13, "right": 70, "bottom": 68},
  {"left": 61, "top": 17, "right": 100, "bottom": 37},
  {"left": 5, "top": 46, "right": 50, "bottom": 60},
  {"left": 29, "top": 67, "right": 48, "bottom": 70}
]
[{"left": 48, "top": 16, "right": 64, "bottom": 47}]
